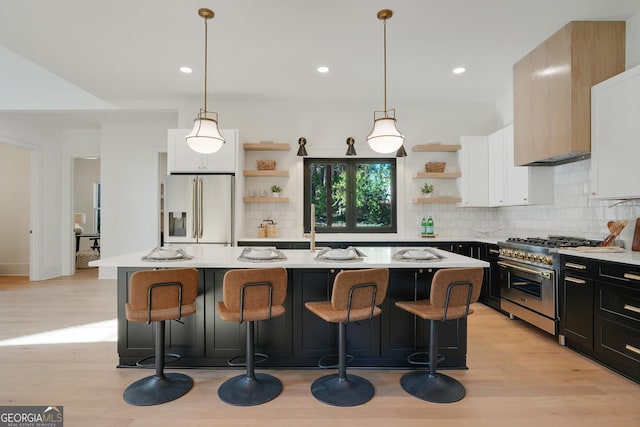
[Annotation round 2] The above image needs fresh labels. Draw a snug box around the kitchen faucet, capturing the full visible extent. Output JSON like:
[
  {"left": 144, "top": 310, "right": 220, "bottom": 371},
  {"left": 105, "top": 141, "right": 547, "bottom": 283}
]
[{"left": 303, "top": 203, "right": 316, "bottom": 252}]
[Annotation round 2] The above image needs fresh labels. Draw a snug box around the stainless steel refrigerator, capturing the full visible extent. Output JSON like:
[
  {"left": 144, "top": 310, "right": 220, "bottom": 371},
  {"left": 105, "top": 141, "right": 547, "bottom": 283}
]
[{"left": 164, "top": 174, "right": 234, "bottom": 244}]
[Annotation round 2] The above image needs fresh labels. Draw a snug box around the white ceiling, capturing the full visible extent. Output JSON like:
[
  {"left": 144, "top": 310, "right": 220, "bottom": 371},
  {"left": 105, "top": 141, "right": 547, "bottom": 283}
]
[{"left": 1, "top": 0, "right": 639, "bottom": 119}]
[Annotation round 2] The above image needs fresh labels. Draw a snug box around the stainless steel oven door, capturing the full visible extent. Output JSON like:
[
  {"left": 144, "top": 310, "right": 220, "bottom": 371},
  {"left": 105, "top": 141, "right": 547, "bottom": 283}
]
[{"left": 498, "top": 260, "right": 555, "bottom": 319}]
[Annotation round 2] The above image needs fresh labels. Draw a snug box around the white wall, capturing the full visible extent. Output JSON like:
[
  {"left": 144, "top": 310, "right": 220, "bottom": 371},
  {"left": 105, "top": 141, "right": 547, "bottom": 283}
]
[
  {"left": 99, "top": 116, "right": 177, "bottom": 277},
  {"left": 0, "top": 144, "right": 30, "bottom": 274}
]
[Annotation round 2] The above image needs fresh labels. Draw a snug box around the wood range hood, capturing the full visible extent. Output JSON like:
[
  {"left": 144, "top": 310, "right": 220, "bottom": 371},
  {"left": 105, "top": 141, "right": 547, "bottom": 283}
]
[{"left": 513, "top": 21, "right": 626, "bottom": 166}]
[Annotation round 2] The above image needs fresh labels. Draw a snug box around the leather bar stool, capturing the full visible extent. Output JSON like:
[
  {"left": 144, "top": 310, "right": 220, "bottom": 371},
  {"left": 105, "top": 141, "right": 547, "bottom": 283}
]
[
  {"left": 217, "top": 267, "right": 288, "bottom": 406},
  {"left": 395, "top": 267, "right": 483, "bottom": 403},
  {"left": 305, "top": 268, "right": 389, "bottom": 407},
  {"left": 123, "top": 267, "right": 199, "bottom": 406}
]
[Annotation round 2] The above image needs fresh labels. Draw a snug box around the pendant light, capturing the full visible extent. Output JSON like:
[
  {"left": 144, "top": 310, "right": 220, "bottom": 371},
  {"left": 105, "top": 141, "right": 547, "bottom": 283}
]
[
  {"left": 367, "top": 9, "right": 404, "bottom": 154},
  {"left": 186, "top": 8, "right": 225, "bottom": 154}
]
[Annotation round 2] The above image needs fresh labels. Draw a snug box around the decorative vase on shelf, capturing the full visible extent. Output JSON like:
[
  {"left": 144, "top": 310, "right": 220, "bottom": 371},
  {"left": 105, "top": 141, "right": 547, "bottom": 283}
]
[{"left": 272, "top": 192, "right": 280, "bottom": 198}]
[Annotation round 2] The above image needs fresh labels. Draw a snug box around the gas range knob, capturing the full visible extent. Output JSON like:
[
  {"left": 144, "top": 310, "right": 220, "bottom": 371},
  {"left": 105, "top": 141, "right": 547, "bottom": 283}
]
[{"left": 543, "top": 255, "right": 553, "bottom": 265}]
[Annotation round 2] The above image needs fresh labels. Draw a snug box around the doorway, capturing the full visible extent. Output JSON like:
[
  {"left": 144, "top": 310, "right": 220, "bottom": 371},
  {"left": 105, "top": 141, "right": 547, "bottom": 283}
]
[
  {"left": 0, "top": 143, "right": 30, "bottom": 276},
  {"left": 73, "top": 158, "right": 100, "bottom": 270}
]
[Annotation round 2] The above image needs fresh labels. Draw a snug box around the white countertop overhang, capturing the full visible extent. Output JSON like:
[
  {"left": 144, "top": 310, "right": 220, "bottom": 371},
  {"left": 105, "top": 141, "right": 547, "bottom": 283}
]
[{"left": 92, "top": 245, "right": 489, "bottom": 269}]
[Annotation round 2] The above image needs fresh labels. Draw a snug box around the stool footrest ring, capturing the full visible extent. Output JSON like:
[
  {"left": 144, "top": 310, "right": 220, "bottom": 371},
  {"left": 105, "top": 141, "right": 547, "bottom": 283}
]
[
  {"left": 227, "top": 352, "right": 268, "bottom": 367},
  {"left": 406, "top": 351, "right": 445, "bottom": 366},
  {"left": 135, "top": 352, "right": 181, "bottom": 368},
  {"left": 317, "top": 353, "right": 354, "bottom": 369}
]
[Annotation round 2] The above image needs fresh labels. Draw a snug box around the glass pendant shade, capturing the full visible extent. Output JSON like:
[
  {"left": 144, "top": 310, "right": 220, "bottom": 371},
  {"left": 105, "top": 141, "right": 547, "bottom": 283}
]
[
  {"left": 186, "top": 115, "right": 225, "bottom": 154},
  {"left": 366, "top": 117, "right": 405, "bottom": 153}
]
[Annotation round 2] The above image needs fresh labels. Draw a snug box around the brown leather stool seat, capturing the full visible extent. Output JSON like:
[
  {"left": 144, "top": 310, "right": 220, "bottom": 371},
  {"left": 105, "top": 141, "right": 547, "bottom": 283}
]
[
  {"left": 217, "top": 267, "right": 288, "bottom": 406},
  {"left": 395, "top": 267, "right": 483, "bottom": 403},
  {"left": 305, "top": 268, "right": 389, "bottom": 407},
  {"left": 123, "top": 268, "right": 198, "bottom": 406}
]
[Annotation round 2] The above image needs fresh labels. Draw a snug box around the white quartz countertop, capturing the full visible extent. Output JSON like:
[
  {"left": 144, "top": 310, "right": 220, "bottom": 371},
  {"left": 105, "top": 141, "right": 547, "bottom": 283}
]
[
  {"left": 557, "top": 248, "right": 640, "bottom": 266},
  {"left": 91, "top": 245, "right": 489, "bottom": 269},
  {"left": 238, "top": 235, "right": 504, "bottom": 245}
]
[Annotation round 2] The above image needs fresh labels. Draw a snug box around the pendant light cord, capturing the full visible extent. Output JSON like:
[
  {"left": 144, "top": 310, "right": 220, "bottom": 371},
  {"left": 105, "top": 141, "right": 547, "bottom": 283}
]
[
  {"left": 203, "top": 15, "right": 208, "bottom": 113},
  {"left": 383, "top": 17, "right": 387, "bottom": 116}
]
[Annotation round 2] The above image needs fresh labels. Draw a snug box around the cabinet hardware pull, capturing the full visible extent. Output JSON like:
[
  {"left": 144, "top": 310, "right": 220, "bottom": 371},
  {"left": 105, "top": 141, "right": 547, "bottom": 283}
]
[
  {"left": 565, "top": 277, "right": 586, "bottom": 285},
  {"left": 489, "top": 249, "right": 500, "bottom": 254},
  {"left": 497, "top": 261, "right": 552, "bottom": 279},
  {"left": 623, "top": 273, "right": 640, "bottom": 281},
  {"left": 623, "top": 304, "right": 640, "bottom": 315},
  {"left": 625, "top": 344, "right": 640, "bottom": 356},
  {"left": 565, "top": 262, "right": 587, "bottom": 270}
]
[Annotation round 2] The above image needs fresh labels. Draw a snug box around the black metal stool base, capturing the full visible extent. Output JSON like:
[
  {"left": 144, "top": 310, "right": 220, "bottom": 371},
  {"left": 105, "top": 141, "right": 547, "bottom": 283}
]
[
  {"left": 218, "top": 373, "right": 283, "bottom": 406},
  {"left": 311, "top": 374, "right": 375, "bottom": 407},
  {"left": 123, "top": 373, "right": 193, "bottom": 406},
  {"left": 400, "top": 370, "right": 466, "bottom": 403}
]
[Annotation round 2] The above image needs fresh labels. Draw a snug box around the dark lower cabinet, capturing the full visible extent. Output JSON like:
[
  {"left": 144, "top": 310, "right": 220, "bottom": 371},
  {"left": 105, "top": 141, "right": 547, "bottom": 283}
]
[
  {"left": 117, "top": 265, "right": 471, "bottom": 369},
  {"left": 480, "top": 244, "right": 503, "bottom": 312},
  {"left": 558, "top": 256, "right": 640, "bottom": 384},
  {"left": 594, "top": 269, "right": 640, "bottom": 383},
  {"left": 117, "top": 267, "right": 206, "bottom": 366},
  {"left": 559, "top": 256, "right": 593, "bottom": 350}
]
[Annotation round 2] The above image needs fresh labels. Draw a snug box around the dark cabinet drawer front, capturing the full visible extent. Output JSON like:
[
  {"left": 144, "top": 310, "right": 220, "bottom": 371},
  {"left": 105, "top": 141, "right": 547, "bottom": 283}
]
[
  {"left": 560, "top": 255, "right": 593, "bottom": 277},
  {"left": 599, "top": 285, "right": 640, "bottom": 325},
  {"left": 597, "top": 262, "right": 640, "bottom": 287},
  {"left": 595, "top": 318, "right": 640, "bottom": 382}
]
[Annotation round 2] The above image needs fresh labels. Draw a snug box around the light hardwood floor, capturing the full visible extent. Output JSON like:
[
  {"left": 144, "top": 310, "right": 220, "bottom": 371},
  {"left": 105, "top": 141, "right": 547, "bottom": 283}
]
[{"left": 1, "top": 269, "right": 639, "bottom": 427}]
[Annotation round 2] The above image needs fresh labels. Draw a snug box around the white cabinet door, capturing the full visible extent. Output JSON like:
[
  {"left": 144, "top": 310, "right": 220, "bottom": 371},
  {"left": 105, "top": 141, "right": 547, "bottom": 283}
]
[
  {"left": 459, "top": 136, "right": 489, "bottom": 207},
  {"left": 486, "top": 125, "right": 553, "bottom": 207},
  {"left": 503, "top": 125, "right": 530, "bottom": 205},
  {"left": 591, "top": 65, "right": 640, "bottom": 199},
  {"left": 168, "top": 128, "right": 238, "bottom": 173},
  {"left": 488, "top": 129, "right": 506, "bottom": 206}
]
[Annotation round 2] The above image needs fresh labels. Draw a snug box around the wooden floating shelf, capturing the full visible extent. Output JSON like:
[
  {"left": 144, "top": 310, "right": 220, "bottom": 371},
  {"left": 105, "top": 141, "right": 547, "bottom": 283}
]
[
  {"left": 412, "top": 144, "right": 461, "bottom": 152},
  {"left": 414, "top": 172, "right": 461, "bottom": 179},
  {"left": 243, "top": 170, "right": 289, "bottom": 177},
  {"left": 243, "top": 143, "right": 291, "bottom": 151},
  {"left": 412, "top": 197, "right": 462, "bottom": 204},
  {"left": 243, "top": 197, "right": 290, "bottom": 203}
]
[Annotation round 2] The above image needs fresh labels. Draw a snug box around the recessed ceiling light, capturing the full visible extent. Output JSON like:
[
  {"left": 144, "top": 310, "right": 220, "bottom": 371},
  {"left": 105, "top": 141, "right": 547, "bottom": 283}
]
[
  {"left": 453, "top": 67, "right": 466, "bottom": 74},
  {"left": 180, "top": 66, "right": 193, "bottom": 74},
  {"left": 317, "top": 66, "right": 330, "bottom": 73}
]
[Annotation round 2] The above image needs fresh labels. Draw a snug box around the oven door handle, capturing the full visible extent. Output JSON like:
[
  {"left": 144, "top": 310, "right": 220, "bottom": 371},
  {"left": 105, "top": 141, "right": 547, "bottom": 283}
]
[{"left": 497, "top": 261, "right": 553, "bottom": 279}]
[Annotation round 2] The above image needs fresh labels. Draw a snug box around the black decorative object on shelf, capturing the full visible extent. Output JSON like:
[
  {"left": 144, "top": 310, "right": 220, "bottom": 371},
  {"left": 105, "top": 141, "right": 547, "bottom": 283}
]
[
  {"left": 345, "top": 137, "right": 357, "bottom": 156},
  {"left": 297, "top": 137, "right": 308, "bottom": 156}
]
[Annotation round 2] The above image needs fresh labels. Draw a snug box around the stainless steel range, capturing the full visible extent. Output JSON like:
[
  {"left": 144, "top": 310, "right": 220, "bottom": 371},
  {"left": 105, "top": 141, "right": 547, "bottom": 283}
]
[{"left": 497, "top": 236, "right": 599, "bottom": 337}]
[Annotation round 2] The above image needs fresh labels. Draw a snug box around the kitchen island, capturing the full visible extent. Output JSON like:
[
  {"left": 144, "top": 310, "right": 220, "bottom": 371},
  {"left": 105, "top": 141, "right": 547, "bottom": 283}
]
[{"left": 94, "top": 246, "right": 489, "bottom": 369}]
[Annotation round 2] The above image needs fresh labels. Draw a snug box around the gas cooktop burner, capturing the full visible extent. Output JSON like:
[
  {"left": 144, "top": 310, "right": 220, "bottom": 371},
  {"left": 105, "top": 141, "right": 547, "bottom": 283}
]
[{"left": 505, "top": 236, "right": 599, "bottom": 248}]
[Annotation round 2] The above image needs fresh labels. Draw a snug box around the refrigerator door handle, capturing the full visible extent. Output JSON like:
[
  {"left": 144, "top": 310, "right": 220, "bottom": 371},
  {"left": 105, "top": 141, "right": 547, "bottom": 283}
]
[
  {"left": 191, "top": 178, "right": 197, "bottom": 239},
  {"left": 198, "top": 177, "right": 204, "bottom": 239}
]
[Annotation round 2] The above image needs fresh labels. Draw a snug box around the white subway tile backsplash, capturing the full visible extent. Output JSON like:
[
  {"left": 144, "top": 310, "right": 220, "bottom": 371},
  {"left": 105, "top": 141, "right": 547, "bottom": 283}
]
[{"left": 241, "top": 158, "right": 640, "bottom": 243}]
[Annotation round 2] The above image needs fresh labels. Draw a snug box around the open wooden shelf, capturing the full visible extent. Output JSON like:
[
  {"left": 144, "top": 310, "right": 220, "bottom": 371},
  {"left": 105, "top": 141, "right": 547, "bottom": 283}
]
[
  {"left": 414, "top": 172, "right": 461, "bottom": 179},
  {"left": 243, "top": 170, "right": 289, "bottom": 177},
  {"left": 243, "top": 197, "right": 290, "bottom": 203},
  {"left": 412, "top": 197, "right": 462, "bottom": 204},
  {"left": 412, "top": 144, "right": 461, "bottom": 152},
  {"left": 243, "top": 143, "right": 291, "bottom": 151}
]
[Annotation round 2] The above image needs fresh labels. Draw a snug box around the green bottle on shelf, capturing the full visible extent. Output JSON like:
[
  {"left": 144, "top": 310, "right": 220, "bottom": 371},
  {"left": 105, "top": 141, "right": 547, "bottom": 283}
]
[
  {"left": 426, "top": 216, "right": 435, "bottom": 236},
  {"left": 421, "top": 217, "right": 427, "bottom": 237}
]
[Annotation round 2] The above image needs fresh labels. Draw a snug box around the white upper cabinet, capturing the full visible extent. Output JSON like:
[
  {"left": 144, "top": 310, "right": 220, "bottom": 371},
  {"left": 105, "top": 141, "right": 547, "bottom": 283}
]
[
  {"left": 459, "top": 136, "right": 489, "bottom": 207},
  {"left": 488, "top": 129, "right": 507, "bottom": 206},
  {"left": 168, "top": 128, "right": 238, "bottom": 173},
  {"left": 591, "top": 65, "right": 640, "bottom": 199},
  {"left": 462, "top": 125, "right": 554, "bottom": 207}
]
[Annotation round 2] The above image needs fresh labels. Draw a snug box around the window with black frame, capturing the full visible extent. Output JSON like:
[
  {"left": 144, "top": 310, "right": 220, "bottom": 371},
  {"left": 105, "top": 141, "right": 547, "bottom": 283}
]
[{"left": 303, "top": 158, "right": 396, "bottom": 233}]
